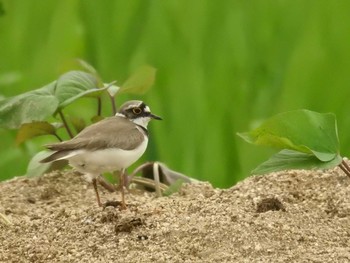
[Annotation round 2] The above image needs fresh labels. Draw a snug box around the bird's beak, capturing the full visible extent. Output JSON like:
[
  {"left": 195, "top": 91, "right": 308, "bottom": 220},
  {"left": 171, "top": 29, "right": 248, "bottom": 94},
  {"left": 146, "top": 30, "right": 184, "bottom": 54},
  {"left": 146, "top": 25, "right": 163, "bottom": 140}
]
[{"left": 150, "top": 113, "right": 162, "bottom": 120}]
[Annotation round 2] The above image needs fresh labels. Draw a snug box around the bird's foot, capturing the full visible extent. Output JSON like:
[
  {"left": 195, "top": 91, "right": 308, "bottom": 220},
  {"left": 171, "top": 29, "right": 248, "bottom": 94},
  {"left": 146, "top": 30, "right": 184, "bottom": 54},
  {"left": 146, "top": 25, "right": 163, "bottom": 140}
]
[{"left": 102, "top": 200, "right": 127, "bottom": 210}]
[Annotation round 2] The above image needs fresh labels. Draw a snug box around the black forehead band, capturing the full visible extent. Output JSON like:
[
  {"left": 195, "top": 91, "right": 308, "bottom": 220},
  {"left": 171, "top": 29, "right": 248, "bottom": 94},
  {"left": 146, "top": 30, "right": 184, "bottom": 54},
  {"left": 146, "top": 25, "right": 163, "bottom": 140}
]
[
  {"left": 126, "top": 102, "right": 146, "bottom": 111},
  {"left": 124, "top": 102, "right": 150, "bottom": 118},
  {"left": 139, "top": 102, "right": 146, "bottom": 110}
]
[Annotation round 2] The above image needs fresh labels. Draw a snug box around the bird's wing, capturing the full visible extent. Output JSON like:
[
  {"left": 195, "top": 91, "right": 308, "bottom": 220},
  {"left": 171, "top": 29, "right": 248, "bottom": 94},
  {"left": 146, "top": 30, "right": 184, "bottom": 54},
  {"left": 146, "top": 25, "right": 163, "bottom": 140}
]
[{"left": 45, "top": 116, "right": 145, "bottom": 151}]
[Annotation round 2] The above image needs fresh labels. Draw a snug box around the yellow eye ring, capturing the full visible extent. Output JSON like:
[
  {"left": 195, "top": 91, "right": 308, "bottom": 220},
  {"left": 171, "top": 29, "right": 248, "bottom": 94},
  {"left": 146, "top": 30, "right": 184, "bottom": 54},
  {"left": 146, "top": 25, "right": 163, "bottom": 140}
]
[{"left": 132, "top": 107, "right": 142, "bottom": 114}]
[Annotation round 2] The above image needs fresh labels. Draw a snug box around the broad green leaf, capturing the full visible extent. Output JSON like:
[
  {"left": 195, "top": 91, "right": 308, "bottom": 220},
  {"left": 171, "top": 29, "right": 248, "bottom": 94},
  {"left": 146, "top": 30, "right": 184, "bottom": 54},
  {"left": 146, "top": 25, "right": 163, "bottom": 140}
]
[
  {"left": 16, "top": 121, "right": 57, "bottom": 145},
  {"left": 76, "top": 59, "right": 103, "bottom": 86},
  {"left": 0, "top": 82, "right": 59, "bottom": 129},
  {"left": 121, "top": 65, "right": 156, "bottom": 94},
  {"left": 26, "top": 150, "right": 54, "bottom": 177},
  {"left": 76, "top": 59, "right": 98, "bottom": 76},
  {"left": 55, "top": 71, "right": 105, "bottom": 109},
  {"left": 26, "top": 150, "right": 67, "bottom": 177},
  {"left": 238, "top": 110, "right": 339, "bottom": 162},
  {"left": 252, "top": 149, "right": 343, "bottom": 175}
]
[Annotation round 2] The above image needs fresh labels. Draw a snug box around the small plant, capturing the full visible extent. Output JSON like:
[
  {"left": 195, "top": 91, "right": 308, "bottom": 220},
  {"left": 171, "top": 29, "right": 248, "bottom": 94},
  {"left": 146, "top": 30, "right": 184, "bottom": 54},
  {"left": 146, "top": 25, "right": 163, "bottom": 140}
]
[
  {"left": 237, "top": 109, "right": 350, "bottom": 176},
  {"left": 130, "top": 161, "right": 199, "bottom": 196},
  {"left": 0, "top": 60, "right": 196, "bottom": 196},
  {"left": 0, "top": 60, "right": 156, "bottom": 176}
]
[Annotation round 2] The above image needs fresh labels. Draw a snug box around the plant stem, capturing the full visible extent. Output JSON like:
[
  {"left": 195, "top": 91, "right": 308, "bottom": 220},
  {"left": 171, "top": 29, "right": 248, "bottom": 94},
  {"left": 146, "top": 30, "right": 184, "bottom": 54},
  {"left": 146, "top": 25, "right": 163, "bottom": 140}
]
[
  {"left": 110, "top": 95, "right": 117, "bottom": 115},
  {"left": 0, "top": 212, "right": 12, "bottom": 226},
  {"left": 153, "top": 162, "right": 162, "bottom": 197},
  {"left": 58, "top": 110, "right": 74, "bottom": 139},
  {"left": 97, "top": 97, "right": 102, "bottom": 116},
  {"left": 130, "top": 177, "right": 168, "bottom": 192},
  {"left": 338, "top": 159, "right": 350, "bottom": 177},
  {"left": 54, "top": 133, "right": 63, "bottom": 142},
  {"left": 129, "top": 162, "right": 154, "bottom": 179}
]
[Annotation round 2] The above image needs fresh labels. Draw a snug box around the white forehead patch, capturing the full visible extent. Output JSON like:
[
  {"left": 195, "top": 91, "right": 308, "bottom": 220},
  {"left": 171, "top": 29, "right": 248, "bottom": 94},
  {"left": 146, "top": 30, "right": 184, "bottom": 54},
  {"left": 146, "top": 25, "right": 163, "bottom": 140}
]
[
  {"left": 115, "top": 112, "right": 126, "bottom": 117},
  {"left": 144, "top": 106, "right": 151, "bottom": 112},
  {"left": 125, "top": 101, "right": 143, "bottom": 110}
]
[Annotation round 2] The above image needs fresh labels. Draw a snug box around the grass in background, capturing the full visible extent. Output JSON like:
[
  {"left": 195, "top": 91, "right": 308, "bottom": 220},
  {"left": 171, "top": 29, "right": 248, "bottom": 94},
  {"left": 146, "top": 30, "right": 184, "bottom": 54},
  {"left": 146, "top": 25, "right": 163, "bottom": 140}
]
[{"left": 1, "top": 0, "right": 350, "bottom": 187}]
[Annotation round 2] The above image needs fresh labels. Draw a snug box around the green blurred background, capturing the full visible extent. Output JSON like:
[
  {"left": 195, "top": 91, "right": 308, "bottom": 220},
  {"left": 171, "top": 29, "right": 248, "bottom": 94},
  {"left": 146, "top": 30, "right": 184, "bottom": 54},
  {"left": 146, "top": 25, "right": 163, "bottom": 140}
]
[{"left": 1, "top": 0, "right": 350, "bottom": 187}]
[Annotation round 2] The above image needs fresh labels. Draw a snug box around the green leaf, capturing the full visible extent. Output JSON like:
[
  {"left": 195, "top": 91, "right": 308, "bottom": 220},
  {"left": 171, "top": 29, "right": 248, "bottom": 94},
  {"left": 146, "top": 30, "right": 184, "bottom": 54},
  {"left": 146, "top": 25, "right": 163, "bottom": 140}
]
[
  {"left": 76, "top": 59, "right": 103, "bottom": 86},
  {"left": 76, "top": 59, "right": 98, "bottom": 76},
  {"left": 252, "top": 149, "right": 343, "bottom": 175},
  {"left": 0, "top": 82, "right": 59, "bottom": 129},
  {"left": 106, "top": 83, "right": 120, "bottom": 97},
  {"left": 121, "top": 65, "right": 156, "bottom": 94},
  {"left": 16, "top": 121, "right": 57, "bottom": 145},
  {"left": 55, "top": 71, "right": 105, "bottom": 109},
  {"left": 26, "top": 150, "right": 67, "bottom": 177},
  {"left": 26, "top": 151, "right": 54, "bottom": 177},
  {"left": 238, "top": 110, "right": 339, "bottom": 162}
]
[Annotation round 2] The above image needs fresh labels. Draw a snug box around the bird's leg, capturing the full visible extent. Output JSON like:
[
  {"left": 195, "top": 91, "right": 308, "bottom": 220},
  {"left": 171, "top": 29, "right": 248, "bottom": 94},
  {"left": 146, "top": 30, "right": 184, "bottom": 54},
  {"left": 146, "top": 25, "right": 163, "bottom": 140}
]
[
  {"left": 113, "top": 169, "right": 127, "bottom": 210},
  {"left": 97, "top": 176, "right": 116, "bottom": 192},
  {"left": 110, "top": 170, "right": 127, "bottom": 210},
  {"left": 120, "top": 169, "right": 127, "bottom": 210},
  {"left": 92, "top": 178, "right": 102, "bottom": 207}
]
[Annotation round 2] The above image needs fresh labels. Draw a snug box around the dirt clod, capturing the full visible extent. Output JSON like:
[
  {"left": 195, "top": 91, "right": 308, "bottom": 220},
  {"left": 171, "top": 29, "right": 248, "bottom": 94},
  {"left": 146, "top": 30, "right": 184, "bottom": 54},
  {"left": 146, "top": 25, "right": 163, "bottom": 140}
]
[
  {"left": 1, "top": 167, "right": 350, "bottom": 262},
  {"left": 256, "top": 197, "right": 286, "bottom": 213},
  {"left": 115, "top": 217, "right": 143, "bottom": 233},
  {"left": 39, "top": 186, "right": 59, "bottom": 200}
]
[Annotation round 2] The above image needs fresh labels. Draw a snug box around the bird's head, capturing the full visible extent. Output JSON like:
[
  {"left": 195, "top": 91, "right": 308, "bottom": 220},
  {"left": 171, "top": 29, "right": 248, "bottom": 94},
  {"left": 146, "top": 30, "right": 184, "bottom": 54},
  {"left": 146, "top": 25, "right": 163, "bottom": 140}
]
[{"left": 116, "top": 100, "right": 162, "bottom": 127}]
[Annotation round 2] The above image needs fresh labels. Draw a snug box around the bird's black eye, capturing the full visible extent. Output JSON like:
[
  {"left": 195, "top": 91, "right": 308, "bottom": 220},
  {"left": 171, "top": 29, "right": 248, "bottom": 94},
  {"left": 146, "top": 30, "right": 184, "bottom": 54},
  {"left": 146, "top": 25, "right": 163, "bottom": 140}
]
[{"left": 132, "top": 107, "right": 142, "bottom": 115}]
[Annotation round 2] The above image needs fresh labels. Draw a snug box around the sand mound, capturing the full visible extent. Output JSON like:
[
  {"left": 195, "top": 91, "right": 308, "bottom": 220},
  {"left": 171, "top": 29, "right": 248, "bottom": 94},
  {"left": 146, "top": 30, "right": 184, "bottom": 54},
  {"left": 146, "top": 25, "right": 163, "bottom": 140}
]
[{"left": 1, "top": 167, "right": 350, "bottom": 262}]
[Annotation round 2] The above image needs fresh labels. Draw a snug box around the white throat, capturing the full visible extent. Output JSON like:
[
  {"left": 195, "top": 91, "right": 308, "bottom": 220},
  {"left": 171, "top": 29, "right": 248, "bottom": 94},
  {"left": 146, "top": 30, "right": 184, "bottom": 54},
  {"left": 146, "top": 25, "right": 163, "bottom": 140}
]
[{"left": 132, "top": 117, "right": 151, "bottom": 128}]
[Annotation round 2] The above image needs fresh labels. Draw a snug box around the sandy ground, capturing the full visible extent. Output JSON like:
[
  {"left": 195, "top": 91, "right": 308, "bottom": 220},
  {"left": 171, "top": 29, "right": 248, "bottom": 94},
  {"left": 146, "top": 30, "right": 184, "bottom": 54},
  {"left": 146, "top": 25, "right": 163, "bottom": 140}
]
[{"left": 1, "top": 167, "right": 350, "bottom": 263}]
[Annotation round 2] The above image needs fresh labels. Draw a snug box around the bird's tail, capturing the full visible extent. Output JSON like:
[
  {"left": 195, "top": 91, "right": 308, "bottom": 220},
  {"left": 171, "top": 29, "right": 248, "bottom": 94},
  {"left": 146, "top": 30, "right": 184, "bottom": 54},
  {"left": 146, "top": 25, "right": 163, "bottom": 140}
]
[{"left": 40, "top": 151, "right": 73, "bottom": 163}]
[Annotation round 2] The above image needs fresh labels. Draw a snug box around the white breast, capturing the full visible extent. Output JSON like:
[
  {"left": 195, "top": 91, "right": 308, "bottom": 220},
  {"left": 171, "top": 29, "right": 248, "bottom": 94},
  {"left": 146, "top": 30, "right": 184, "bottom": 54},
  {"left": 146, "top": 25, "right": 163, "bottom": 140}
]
[{"left": 66, "top": 136, "right": 148, "bottom": 181}]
